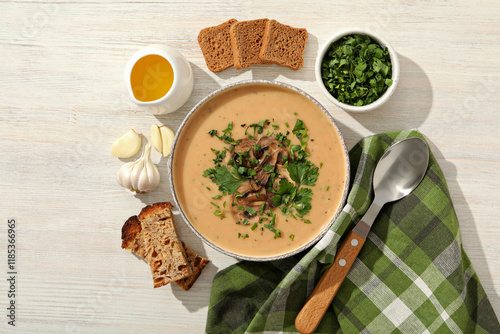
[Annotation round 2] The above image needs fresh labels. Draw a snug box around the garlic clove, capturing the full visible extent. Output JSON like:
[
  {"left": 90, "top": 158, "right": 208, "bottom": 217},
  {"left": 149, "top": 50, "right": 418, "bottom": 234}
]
[
  {"left": 141, "top": 154, "right": 160, "bottom": 192},
  {"left": 129, "top": 157, "right": 144, "bottom": 192},
  {"left": 159, "top": 125, "right": 175, "bottom": 157},
  {"left": 116, "top": 143, "right": 160, "bottom": 194},
  {"left": 117, "top": 161, "right": 133, "bottom": 190},
  {"left": 111, "top": 128, "right": 142, "bottom": 158},
  {"left": 151, "top": 124, "right": 163, "bottom": 153}
]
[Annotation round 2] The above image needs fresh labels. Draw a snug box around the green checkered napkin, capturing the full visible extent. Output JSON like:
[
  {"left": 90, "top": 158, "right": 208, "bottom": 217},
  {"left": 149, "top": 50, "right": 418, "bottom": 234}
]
[{"left": 206, "top": 130, "right": 500, "bottom": 333}]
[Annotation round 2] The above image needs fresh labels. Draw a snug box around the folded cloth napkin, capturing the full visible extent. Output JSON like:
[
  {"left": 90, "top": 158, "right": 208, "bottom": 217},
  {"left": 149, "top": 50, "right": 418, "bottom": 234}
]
[{"left": 206, "top": 130, "right": 500, "bottom": 334}]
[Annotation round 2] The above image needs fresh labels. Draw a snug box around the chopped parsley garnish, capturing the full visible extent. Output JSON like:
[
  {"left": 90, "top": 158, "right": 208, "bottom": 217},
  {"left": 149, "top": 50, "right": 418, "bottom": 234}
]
[
  {"left": 245, "top": 119, "right": 269, "bottom": 138},
  {"left": 211, "top": 148, "right": 227, "bottom": 165},
  {"left": 262, "top": 164, "right": 275, "bottom": 173},
  {"left": 203, "top": 165, "right": 243, "bottom": 194},
  {"left": 275, "top": 132, "right": 291, "bottom": 147},
  {"left": 264, "top": 214, "right": 281, "bottom": 239},
  {"left": 208, "top": 123, "right": 238, "bottom": 145},
  {"left": 222, "top": 122, "right": 233, "bottom": 135},
  {"left": 246, "top": 206, "right": 257, "bottom": 215},
  {"left": 259, "top": 202, "right": 266, "bottom": 215},
  {"left": 271, "top": 157, "right": 318, "bottom": 218},
  {"left": 294, "top": 188, "right": 313, "bottom": 217},
  {"left": 287, "top": 160, "right": 319, "bottom": 186},
  {"left": 204, "top": 118, "right": 320, "bottom": 239},
  {"left": 291, "top": 120, "right": 310, "bottom": 160}
]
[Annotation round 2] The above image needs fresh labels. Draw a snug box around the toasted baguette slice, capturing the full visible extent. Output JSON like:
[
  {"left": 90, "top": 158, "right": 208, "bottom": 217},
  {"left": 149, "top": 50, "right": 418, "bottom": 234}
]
[
  {"left": 176, "top": 242, "right": 210, "bottom": 291},
  {"left": 198, "top": 19, "right": 238, "bottom": 72},
  {"left": 259, "top": 19, "right": 308, "bottom": 70},
  {"left": 230, "top": 19, "right": 269, "bottom": 69},
  {"left": 121, "top": 211, "right": 209, "bottom": 290},
  {"left": 138, "top": 202, "right": 192, "bottom": 288}
]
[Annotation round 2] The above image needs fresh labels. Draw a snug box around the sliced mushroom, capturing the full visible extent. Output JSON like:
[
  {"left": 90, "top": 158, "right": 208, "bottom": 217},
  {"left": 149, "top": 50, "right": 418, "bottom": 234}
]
[
  {"left": 269, "top": 164, "right": 294, "bottom": 192},
  {"left": 276, "top": 164, "right": 293, "bottom": 184},
  {"left": 254, "top": 136, "right": 287, "bottom": 186},
  {"left": 232, "top": 138, "right": 257, "bottom": 167},
  {"left": 231, "top": 182, "right": 268, "bottom": 224},
  {"left": 254, "top": 136, "right": 280, "bottom": 159},
  {"left": 249, "top": 179, "right": 261, "bottom": 191},
  {"left": 255, "top": 167, "right": 275, "bottom": 186},
  {"left": 277, "top": 150, "right": 290, "bottom": 165},
  {"left": 234, "top": 181, "right": 255, "bottom": 198},
  {"left": 228, "top": 135, "right": 293, "bottom": 224}
]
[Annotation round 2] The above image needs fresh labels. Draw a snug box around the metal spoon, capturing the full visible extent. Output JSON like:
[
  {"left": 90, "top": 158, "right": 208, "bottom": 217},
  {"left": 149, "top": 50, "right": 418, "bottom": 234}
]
[{"left": 295, "top": 137, "right": 429, "bottom": 334}]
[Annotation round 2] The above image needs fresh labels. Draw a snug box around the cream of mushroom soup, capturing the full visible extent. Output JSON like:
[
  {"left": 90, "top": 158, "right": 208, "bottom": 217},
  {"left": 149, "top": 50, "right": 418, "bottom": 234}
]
[{"left": 172, "top": 83, "right": 347, "bottom": 258}]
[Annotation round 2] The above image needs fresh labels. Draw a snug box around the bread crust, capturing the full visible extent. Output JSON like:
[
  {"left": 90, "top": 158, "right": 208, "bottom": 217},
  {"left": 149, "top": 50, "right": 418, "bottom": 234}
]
[
  {"left": 198, "top": 18, "right": 237, "bottom": 72},
  {"left": 259, "top": 19, "right": 308, "bottom": 70},
  {"left": 121, "top": 215, "right": 148, "bottom": 259}
]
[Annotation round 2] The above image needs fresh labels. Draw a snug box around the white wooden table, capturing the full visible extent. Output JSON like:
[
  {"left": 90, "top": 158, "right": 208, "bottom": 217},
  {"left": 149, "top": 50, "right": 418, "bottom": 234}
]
[{"left": 1, "top": 1, "right": 499, "bottom": 333}]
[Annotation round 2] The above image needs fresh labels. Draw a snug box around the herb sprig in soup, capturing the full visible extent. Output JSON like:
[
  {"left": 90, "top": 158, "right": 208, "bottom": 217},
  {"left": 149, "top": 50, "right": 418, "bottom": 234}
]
[{"left": 202, "top": 119, "right": 319, "bottom": 240}]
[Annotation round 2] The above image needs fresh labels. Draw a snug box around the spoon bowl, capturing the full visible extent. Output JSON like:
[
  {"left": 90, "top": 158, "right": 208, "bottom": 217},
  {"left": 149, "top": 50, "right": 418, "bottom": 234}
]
[{"left": 373, "top": 137, "right": 429, "bottom": 203}]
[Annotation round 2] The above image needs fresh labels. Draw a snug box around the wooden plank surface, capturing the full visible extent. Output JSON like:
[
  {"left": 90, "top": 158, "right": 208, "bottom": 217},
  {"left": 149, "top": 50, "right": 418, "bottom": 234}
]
[{"left": 1, "top": 0, "right": 499, "bottom": 332}]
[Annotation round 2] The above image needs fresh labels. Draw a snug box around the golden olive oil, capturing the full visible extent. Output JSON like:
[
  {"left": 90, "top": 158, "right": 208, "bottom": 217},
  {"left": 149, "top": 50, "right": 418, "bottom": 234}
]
[{"left": 130, "top": 55, "right": 174, "bottom": 102}]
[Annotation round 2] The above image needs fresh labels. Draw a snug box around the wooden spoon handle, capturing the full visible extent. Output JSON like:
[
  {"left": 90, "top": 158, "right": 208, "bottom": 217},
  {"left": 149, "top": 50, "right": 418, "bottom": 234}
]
[{"left": 295, "top": 231, "right": 366, "bottom": 334}]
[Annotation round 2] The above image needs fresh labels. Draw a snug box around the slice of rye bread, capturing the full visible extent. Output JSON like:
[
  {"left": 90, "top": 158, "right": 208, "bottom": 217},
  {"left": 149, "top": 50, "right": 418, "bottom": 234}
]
[
  {"left": 198, "top": 18, "right": 238, "bottom": 72},
  {"left": 259, "top": 19, "right": 308, "bottom": 70},
  {"left": 176, "top": 241, "right": 210, "bottom": 291},
  {"left": 121, "top": 214, "right": 209, "bottom": 290},
  {"left": 230, "top": 18, "right": 269, "bottom": 69},
  {"left": 138, "top": 202, "right": 192, "bottom": 288}
]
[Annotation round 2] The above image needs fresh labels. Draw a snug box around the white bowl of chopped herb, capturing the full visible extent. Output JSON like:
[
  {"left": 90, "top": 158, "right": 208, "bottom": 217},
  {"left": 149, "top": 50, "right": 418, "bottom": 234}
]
[{"left": 316, "top": 28, "right": 400, "bottom": 112}]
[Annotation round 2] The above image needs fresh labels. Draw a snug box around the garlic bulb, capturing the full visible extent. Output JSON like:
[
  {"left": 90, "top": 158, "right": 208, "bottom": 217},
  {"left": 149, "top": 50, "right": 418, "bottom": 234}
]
[{"left": 117, "top": 144, "right": 160, "bottom": 193}]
